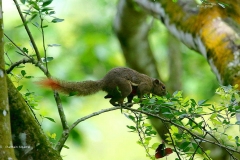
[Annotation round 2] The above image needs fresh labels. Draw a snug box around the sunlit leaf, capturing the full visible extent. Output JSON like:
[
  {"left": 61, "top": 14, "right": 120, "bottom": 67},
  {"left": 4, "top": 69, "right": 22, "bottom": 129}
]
[
  {"left": 42, "top": 0, "right": 54, "bottom": 7},
  {"left": 52, "top": 18, "right": 64, "bottom": 23},
  {"left": 23, "top": 47, "right": 28, "bottom": 53},
  {"left": 48, "top": 44, "right": 61, "bottom": 47},
  {"left": 68, "top": 91, "right": 78, "bottom": 96},
  {"left": 17, "top": 85, "right": 23, "bottom": 91},
  {"left": 41, "top": 57, "right": 54, "bottom": 63},
  {"left": 25, "top": 76, "right": 34, "bottom": 79},
  {"left": 198, "top": 99, "right": 208, "bottom": 106},
  {"left": 63, "top": 145, "right": 70, "bottom": 149},
  {"left": 210, "top": 113, "right": 217, "bottom": 119},
  {"left": 41, "top": 7, "right": 53, "bottom": 12},
  {"left": 179, "top": 141, "right": 191, "bottom": 149},
  {"left": 20, "top": 0, "right": 26, "bottom": 4},
  {"left": 33, "top": 22, "right": 40, "bottom": 28},
  {"left": 236, "top": 121, "right": 240, "bottom": 125},
  {"left": 171, "top": 125, "right": 178, "bottom": 133},
  {"left": 151, "top": 143, "right": 160, "bottom": 150},
  {"left": 45, "top": 117, "right": 56, "bottom": 123},
  {"left": 21, "top": 70, "right": 26, "bottom": 76}
]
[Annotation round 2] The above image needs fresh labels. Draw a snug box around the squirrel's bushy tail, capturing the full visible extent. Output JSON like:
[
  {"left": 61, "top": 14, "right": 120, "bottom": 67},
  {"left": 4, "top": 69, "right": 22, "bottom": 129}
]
[{"left": 38, "top": 79, "right": 104, "bottom": 96}]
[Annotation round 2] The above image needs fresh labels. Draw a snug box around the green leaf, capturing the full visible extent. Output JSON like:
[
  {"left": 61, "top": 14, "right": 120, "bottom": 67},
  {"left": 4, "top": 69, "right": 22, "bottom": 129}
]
[
  {"left": 16, "top": 65, "right": 25, "bottom": 68},
  {"left": 205, "top": 150, "right": 211, "bottom": 155},
  {"left": 42, "top": 0, "right": 54, "bottom": 7},
  {"left": 30, "top": 2, "right": 40, "bottom": 11},
  {"left": 211, "top": 119, "right": 222, "bottom": 126},
  {"left": 23, "top": 47, "right": 28, "bottom": 53},
  {"left": 44, "top": 117, "right": 56, "bottom": 123},
  {"left": 48, "top": 44, "right": 61, "bottom": 47},
  {"left": 125, "top": 114, "right": 135, "bottom": 121},
  {"left": 210, "top": 113, "right": 217, "bottom": 119},
  {"left": 41, "top": 7, "right": 53, "bottom": 12},
  {"left": 151, "top": 143, "right": 160, "bottom": 150},
  {"left": 29, "top": 13, "right": 38, "bottom": 21},
  {"left": 48, "top": 11, "right": 55, "bottom": 15},
  {"left": 126, "top": 125, "right": 136, "bottom": 131},
  {"left": 41, "top": 57, "right": 54, "bottom": 63},
  {"left": 171, "top": 125, "right": 179, "bottom": 133},
  {"left": 21, "top": 70, "right": 26, "bottom": 76},
  {"left": 63, "top": 145, "right": 70, "bottom": 149},
  {"left": 52, "top": 18, "right": 64, "bottom": 23},
  {"left": 68, "top": 91, "right": 78, "bottom": 96},
  {"left": 17, "top": 85, "right": 23, "bottom": 91},
  {"left": 179, "top": 141, "right": 191, "bottom": 149},
  {"left": 20, "top": 0, "right": 26, "bottom": 4},
  {"left": 198, "top": 99, "right": 208, "bottom": 106},
  {"left": 25, "top": 92, "right": 32, "bottom": 96},
  {"left": 236, "top": 121, "right": 240, "bottom": 125},
  {"left": 33, "top": 22, "right": 40, "bottom": 28},
  {"left": 42, "top": 25, "right": 49, "bottom": 28},
  {"left": 25, "top": 76, "right": 34, "bottom": 79}
]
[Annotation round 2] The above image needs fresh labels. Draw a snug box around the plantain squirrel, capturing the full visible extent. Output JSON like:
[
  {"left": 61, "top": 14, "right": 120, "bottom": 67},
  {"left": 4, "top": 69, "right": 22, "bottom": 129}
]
[{"left": 39, "top": 67, "right": 166, "bottom": 106}]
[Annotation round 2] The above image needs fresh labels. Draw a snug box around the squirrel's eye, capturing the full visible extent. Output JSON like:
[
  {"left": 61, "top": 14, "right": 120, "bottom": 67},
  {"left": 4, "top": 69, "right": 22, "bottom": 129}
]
[{"left": 162, "top": 85, "right": 166, "bottom": 90}]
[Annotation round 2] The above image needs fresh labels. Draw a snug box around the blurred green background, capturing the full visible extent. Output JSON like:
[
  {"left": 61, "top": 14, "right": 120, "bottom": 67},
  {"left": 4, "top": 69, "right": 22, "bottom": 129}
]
[{"left": 3, "top": 0, "right": 219, "bottom": 159}]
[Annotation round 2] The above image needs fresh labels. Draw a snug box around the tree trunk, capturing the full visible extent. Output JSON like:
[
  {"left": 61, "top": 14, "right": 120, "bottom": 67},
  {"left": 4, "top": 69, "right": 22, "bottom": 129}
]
[
  {"left": 135, "top": 0, "right": 240, "bottom": 88},
  {"left": 7, "top": 77, "right": 63, "bottom": 160},
  {"left": 0, "top": 1, "right": 16, "bottom": 159},
  {"left": 114, "top": 0, "right": 240, "bottom": 159}
]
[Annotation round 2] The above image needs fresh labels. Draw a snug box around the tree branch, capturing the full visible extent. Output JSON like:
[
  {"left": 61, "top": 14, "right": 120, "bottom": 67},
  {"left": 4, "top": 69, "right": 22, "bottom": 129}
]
[
  {"left": 113, "top": 0, "right": 160, "bottom": 78},
  {"left": 55, "top": 106, "right": 121, "bottom": 152},
  {"left": 6, "top": 58, "right": 32, "bottom": 74},
  {"left": 135, "top": 0, "right": 240, "bottom": 88},
  {"left": 12, "top": 0, "right": 42, "bottom": 62},
  {"left": 126, "top": 107, "right": 240, "bottom": 154}
]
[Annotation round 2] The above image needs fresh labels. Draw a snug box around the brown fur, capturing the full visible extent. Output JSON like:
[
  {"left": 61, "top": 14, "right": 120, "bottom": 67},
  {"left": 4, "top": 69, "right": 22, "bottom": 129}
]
[{"left": 39, "top": 67, "right": 166, "bottom": 106}]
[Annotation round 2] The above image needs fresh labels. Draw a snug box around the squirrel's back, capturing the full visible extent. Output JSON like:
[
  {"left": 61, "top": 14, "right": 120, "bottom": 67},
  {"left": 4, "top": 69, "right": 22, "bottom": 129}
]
[
  {"left": 39, "top": 67, "right": 166, "bottom": 105},
  {"left": 103, "top": 67, "right": 152, "bottom": 84}
]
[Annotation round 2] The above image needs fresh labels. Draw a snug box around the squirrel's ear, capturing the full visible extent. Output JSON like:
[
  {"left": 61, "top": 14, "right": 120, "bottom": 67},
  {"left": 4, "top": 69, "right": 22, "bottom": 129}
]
[{"left": 153, "top": 79, "right": 160, "bottom": 85}]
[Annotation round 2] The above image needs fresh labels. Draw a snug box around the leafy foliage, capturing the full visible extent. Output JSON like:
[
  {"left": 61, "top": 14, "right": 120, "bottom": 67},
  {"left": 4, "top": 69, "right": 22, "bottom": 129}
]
[
  {"left": 125, "top": 85, "right": 240, "bottom": 159},
  {"left": 4, "top": 0, "right": 239, "bottom": 159}
]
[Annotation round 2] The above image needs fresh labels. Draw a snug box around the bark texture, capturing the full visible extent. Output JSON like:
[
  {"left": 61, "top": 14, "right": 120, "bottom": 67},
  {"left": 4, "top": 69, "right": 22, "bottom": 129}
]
[
  {"left": 135, "top": 0, "right": 240, "bottom": 88},
  {"left": 114, "top": 0, "right": 160, "bottom": 78},
  {"left": 0, "top": 0, "right": 16, "bottom": 159},
  {"left": 7, "top": 77, "right": 62, "bottom": 160},
  {"left": 114, "top": 0, "right": 240, "bottom": 159}
]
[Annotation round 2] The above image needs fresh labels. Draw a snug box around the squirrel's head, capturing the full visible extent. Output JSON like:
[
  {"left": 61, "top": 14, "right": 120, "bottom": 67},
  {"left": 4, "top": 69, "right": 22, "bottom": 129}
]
[{"left": 152, "top": 79, "right": 166, "bottom": 96}]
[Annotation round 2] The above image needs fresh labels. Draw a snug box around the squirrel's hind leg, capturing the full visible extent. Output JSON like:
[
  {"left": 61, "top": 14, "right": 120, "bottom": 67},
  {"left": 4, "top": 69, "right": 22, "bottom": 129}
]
[
  {"left": 126, "top": 94, "right": 134, "bottom": 107},
  {"left": 109, "top": 98, "right": 124, "bottom": 106}
]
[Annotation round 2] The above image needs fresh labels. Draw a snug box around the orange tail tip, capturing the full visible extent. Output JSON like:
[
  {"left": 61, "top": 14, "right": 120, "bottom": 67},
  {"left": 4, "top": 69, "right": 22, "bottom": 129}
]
[{"left": 37, "top": 79, "right": 61, "bottom": 90}]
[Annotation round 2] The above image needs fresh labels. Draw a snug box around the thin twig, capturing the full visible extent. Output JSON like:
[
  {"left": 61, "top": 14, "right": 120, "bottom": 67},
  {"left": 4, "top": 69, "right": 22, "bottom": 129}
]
[
  {"left": 162, "top": 121, "right": 181, "bottom": 160},
  {"left": 204, "top": 123, "right": 238, "bottom": 160},
  {"left": 55, "top": 106, "right": 121, "bottom": 152},
  {"left": 39, "top": 12, "right": 49, "bottom": 76},
  {"left": 54, "top": 91, "right": 68, "bottom": 130},
  {"left": 133, "top": 111, "right": 152, "bottom": 158},
  {"left": 25, "top": 100, "right": 41, "bottom": 127},
  {"left": 54, "top": 105, "right": 240, "bottom": 154},
  {"left": 6, "top": 58, "right": 32, "bottom": 74},
  {"left": 12, "top": 0, "right": 42, "bottom": 62},
  {"left": 126, "top": 108, "right": 240, "bottom": 154},
  {"left": 4, "top": 33, "right": 32, "bottom": 59},
  {"left": 10, "top": 1, "right": 70, "bottom": 156},
  {"left": 190, "top": 132, "right": 208, "bottom": 160},
  {"left": 5, "top": 52, "right": 13, "bottom": 64}
]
